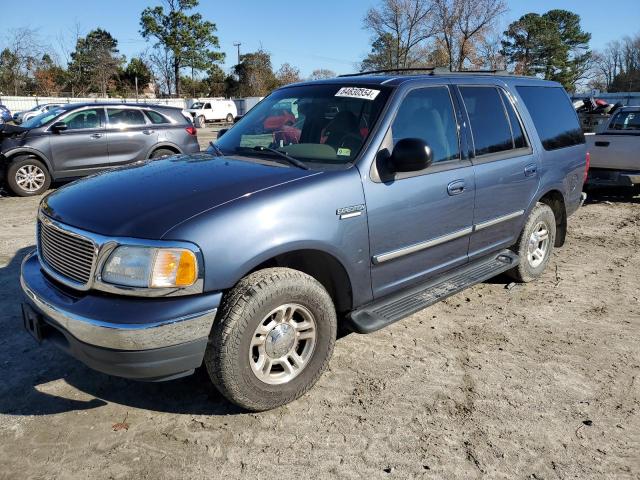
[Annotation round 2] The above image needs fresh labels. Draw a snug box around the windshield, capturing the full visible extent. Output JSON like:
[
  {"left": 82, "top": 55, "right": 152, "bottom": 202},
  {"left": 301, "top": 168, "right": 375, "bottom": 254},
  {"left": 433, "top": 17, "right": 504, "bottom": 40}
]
[
  {"left": 190, "top": 102, "right": 204, "bottom": 109},
  {"left": 21, "top": 108, "right": 66, "bottom": 129},
  {"left": 212, "top": 84, "right": 390, "bottom": 168}
]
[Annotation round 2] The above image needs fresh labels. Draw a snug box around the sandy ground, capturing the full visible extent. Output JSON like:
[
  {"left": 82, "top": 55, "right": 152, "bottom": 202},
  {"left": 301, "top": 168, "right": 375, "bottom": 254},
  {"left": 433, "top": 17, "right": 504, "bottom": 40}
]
[{"left": 0, "top": 172, "right": 638, "bottom": 479}]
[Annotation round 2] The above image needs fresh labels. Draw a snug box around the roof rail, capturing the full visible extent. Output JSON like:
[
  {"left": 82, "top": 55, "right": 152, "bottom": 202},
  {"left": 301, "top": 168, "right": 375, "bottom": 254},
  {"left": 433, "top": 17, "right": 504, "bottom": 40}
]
[
  {"left": 339, "top": 67, "right": 510, "bottom": 77},
  {"left": 338, "top": 67, "right": 436, "bottom": 77}
]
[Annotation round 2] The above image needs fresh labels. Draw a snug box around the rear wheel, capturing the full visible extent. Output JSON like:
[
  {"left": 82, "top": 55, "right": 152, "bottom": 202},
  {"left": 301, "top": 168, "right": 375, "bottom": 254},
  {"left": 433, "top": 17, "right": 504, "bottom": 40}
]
[
  {"left": 150, "top": 148, "right": 176, "bottom": 159},
  {"left": 225, "top": 113, "right": 234, "bottom": 123},
  {"left": 6, "top": 156, "right": 51, "bottom": 197},
  {"left": 507, "top": 203, "right": 556, "bottom": 282},
  {"left": 204, "top": 268, "right": 337, "bottom": 411}
]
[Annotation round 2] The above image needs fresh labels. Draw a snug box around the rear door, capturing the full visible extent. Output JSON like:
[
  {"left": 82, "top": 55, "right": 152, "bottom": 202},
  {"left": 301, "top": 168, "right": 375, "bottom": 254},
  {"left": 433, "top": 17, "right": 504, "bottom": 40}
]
[
  {"left": 364, "top": 85, "right": 475, "bottom": 298},
  {"left": 455, "top": 83, "right": 539, "bottom": 260},
  {"left": 105, "top": 107, "right": 158, "bottom": 165},
  {"left": 49, "top": 107, "right": 109, "bottom": 175}
]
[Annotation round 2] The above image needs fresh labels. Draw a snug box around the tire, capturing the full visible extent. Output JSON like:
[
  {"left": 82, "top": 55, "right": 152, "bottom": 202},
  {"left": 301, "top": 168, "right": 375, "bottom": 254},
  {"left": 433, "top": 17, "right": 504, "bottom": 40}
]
[
  {"left": 507, "top": 203, "right": 556, "bottom": 283},
  {"left": 205, "top": 268, "right": 337, "bottom": 411},
  {"left": 197, "top": 115, "right": 206, "bottom": 128},
  {"left": 150, "top": 148, "right": 176, "bottom": 159},
  {"left": 6, "top": 156, "right": 51, "bottom": 197},
  {"left": 225, "top": 113, "right": 234, "bottom": 123}
]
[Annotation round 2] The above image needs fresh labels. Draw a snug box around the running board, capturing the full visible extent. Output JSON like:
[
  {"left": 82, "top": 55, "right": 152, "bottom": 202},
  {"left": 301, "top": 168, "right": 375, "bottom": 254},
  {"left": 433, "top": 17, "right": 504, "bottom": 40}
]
[{"left": 348, "top": 250, "right": 518, "bottom": 334}]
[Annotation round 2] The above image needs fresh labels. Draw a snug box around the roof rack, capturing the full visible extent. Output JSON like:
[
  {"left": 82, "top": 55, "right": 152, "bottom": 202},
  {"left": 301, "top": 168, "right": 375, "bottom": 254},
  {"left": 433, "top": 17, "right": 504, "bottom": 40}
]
[{"left": 339, "top": 67, "right": 510, "bottom": 77}]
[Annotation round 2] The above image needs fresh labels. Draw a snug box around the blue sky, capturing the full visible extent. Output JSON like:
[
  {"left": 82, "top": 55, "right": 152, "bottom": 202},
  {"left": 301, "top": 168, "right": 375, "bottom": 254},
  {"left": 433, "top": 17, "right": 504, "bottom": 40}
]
[{"left": 2, "top": 0, "right": 639, "bottom": 77}]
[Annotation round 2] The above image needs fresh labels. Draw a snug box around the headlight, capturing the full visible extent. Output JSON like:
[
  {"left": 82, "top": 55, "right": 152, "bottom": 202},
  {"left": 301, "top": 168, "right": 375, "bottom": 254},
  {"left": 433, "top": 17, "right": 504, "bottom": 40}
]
[{"left": 101, "top": 246, "right": 198, "bottom": 288}]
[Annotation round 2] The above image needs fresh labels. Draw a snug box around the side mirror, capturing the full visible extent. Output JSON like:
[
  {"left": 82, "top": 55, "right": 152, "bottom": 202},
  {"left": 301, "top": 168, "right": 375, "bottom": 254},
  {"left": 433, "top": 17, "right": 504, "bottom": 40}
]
[
  {"left": 51, "top": 121, "right": 68, "bottom": 133},
  {"left": 217, "top": 128, "right": 228, "bottom": 139},
  {"left": 389, "top": 138, "right": 432, "bottom": 172}
]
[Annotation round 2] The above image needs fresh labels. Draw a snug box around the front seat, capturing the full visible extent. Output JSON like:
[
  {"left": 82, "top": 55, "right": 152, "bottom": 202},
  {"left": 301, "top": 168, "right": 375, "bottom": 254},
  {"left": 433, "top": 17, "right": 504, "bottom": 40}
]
[{"left": 324, "top": 111, "right": 362, "bottom": 152}]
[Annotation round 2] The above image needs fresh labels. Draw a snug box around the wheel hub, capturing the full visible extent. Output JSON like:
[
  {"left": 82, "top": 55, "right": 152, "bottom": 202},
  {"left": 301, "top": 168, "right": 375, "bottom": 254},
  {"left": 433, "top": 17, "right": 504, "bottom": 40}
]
[{"left": 265, "top": 323, "right": 296, "bottom": 358}]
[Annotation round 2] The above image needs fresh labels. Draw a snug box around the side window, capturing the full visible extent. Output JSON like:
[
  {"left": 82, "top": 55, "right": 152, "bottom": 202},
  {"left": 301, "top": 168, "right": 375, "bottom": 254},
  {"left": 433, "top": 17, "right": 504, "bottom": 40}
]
[
  {"left": 460, "top": 86, "right": 512, "bottom": 156},
  {"left": 107, "top": 108, "right": 147, "bottom": 127},
  {"left": 390, "top": 87, "right": 459, "bottom": 163},
  {"left": 145, "top": 110, "right": 169, "bottom": 124},
  {"left": 499, "top": 90, "right": 527, "bottom": 149},
  {"left": 61, "top": 108, "right": 104, "bottom": 130},
  {"left": 609, "top": 110, "right": 640, "bottom": 131},
  {"left": 516, "top": 86, "right": 584, "bottom": 150},
  {"left": 204, "top": 103, "right": 212, "bottom": 109}
]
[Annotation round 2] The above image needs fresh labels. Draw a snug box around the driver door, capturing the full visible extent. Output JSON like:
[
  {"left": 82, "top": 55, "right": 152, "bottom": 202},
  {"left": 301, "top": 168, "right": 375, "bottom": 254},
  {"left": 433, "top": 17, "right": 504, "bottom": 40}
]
[
  {"left": 363, "top": 86, "right": 475, "bottom": 298},
  {"left": 49, "top": 107, "right": 109, "bottom": 176}
]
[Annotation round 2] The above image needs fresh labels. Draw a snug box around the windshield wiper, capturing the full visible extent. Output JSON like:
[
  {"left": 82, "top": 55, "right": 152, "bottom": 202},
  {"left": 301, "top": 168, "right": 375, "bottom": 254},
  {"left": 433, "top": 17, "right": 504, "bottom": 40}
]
[
  {"left": 208, "top": 141, "right": 224, "bottom": 157},
  {"left": 252, "top": 146, "right": 309, "bottom": 170}
]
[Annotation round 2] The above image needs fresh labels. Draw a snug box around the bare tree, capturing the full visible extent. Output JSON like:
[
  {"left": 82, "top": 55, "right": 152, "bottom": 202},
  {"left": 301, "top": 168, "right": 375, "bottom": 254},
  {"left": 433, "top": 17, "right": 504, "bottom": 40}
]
[
  {"left": 363, "top": 0, "right": 436, "bottom": 69},
  {"left": 432, "top": 0, "right": 506, "bottom": 71},
  {"left": 275, "top": 63, "right": 301, "bottom": 86},
  {"left": 147, "top": 46, "right": 175, "bottom": 96},
  {"left": 0, "top": 27, "right": 45, "bottom": 95},
  {"left": 308, "top": 69, "right": 336, "bottom": 80}
]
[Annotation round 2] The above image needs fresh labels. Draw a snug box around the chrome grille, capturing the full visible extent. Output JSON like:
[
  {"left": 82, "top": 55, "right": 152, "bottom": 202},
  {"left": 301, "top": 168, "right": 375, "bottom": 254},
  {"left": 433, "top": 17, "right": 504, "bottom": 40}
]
[{"left": 38, "top": 218, "right": 96, "bottom": 285}]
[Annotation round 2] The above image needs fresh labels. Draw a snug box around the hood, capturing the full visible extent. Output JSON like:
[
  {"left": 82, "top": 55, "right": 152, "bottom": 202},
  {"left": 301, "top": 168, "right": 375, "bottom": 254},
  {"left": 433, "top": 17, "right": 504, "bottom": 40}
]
[{"left": 41, "top": 154, "right": 318, "bottom": 239}]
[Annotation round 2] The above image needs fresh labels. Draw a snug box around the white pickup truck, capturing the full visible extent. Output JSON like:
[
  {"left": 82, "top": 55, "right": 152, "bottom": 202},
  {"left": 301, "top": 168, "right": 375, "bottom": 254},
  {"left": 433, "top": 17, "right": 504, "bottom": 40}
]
[
  {"left": 185, "top": 99, "right": 238, "bottom": 128},
  {"left": 586, "top": 106, "right": 640, "bottom": 196}
]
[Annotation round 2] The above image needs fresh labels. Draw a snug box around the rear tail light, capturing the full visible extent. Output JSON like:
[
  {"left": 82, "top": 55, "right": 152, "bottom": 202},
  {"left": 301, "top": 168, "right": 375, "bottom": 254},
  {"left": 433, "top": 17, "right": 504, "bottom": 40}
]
[
  {"left": 584, "top": 151, "right": 590, "bottom": 182},
  {"left": 185, "top": 126, "right": 197, "bottom": 136}
]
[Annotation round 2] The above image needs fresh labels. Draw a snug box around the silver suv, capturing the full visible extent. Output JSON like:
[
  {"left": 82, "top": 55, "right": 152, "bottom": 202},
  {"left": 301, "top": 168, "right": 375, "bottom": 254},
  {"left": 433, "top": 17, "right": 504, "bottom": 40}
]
[{"left": 0, "top": 102, "right": 200, "bottom": 196}]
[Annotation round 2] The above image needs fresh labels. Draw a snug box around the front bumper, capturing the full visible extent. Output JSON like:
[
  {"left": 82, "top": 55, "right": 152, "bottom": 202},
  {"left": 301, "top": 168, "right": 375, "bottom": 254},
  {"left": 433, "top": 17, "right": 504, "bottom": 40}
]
[{"left": 20, "top": 251, "right": 222, "bottom": 381}]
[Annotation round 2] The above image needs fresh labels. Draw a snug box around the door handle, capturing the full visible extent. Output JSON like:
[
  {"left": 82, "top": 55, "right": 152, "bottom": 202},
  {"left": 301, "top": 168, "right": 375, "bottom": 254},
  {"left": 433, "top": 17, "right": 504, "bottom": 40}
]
[
  {"left": 594, "top": 141, "right": 610, "bottom": 147},
  {"left": 447, "top": 180, "right": 466, "bottom": 196},
  {"left": 524, "top": 163, "right": 537, "bottom": 177},
  {"left": 142, "top": 129, "right": 155, "bottom": 135},
  {"left": 90, "top": 133, "right": 103, "bottom": 139}
]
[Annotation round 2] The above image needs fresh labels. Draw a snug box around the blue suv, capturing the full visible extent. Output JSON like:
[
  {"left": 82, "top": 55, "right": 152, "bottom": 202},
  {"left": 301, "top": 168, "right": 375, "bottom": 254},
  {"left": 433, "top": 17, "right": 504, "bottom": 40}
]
[{"left": 20, "top": 70, "right": 587, "bottom": 411}]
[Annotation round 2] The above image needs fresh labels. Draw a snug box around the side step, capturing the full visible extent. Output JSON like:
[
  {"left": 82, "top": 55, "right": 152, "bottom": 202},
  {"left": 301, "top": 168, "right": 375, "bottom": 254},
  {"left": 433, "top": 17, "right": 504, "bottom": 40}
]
[{"left": 348, "top": 249, "right": 518, "bottom": 334}]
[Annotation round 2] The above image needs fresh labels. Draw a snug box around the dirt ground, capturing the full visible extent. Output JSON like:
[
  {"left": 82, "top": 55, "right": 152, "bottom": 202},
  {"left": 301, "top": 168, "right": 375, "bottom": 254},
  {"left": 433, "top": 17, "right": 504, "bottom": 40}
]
[{"left": 0, "top": 182, "right": 638, "bottom": 479}]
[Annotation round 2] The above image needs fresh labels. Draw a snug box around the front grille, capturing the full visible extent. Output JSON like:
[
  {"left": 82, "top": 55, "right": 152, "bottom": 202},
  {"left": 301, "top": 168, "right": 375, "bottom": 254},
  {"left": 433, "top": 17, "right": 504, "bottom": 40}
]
[{"left": 38, "top": 219, "right": 96, "bottom": 285}]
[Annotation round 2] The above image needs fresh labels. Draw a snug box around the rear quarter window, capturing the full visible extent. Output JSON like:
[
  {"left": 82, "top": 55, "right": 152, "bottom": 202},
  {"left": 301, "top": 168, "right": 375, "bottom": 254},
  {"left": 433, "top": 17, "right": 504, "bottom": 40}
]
[
  {"left": 145, "top": 110, "right": 170, "bottom": 124},
  {"left": 516, "top": 86, "right": 584, "bottom": 151}
]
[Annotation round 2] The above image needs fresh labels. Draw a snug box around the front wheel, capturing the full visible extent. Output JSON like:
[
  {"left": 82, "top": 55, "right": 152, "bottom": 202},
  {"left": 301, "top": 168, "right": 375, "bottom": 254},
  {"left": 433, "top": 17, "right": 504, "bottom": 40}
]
[
  {"left": 507, "top": 203, "right": 556, "bottom": 282},
  {"left": 6, "top": 156, "right": 51, "bottom": 196},
  {"left": 204, "top": 268, "right": 337, "bottom": 411},
  {"left": 196, "top": 115, "right": 206, "bottom": 128}
]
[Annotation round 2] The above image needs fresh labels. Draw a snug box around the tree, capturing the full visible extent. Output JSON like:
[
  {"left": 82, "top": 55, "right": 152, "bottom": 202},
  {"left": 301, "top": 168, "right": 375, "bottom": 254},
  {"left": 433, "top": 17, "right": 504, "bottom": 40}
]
[
  {"left": 275, "top": 63, "right": 301, "bottom": 86},
  {"left": 140, "top": 0, "right": 224, "bottom": 96},
  {"left": 233, "top": 50, "right": 278, "bottom": 97},
  {"left": 502, "top": 10, "right": 591, "bottom": 91},
  {"left": 432, "top": 0, "right": 507, "bottom": 71},
  {"left": 68, "top": 28, "right": 124, "bottom": 96},
  {"left": 308, "top": 69, "right": 336, "bottom": 80},
  {"left": 34, "top": 54, "right": 66, "bottom": 95},
  {"left": 0, "top": 27, "right": 44, "bottom": 95},
  {"left": 362, "top": 0, "right": 436, "bottom": 70}
]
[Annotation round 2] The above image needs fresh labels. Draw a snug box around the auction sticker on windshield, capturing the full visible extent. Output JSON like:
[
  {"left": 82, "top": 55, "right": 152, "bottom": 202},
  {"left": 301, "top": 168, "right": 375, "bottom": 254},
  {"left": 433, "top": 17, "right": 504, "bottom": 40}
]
[{"left": 335, "top": 87, "right": 380, "bottom": 101}]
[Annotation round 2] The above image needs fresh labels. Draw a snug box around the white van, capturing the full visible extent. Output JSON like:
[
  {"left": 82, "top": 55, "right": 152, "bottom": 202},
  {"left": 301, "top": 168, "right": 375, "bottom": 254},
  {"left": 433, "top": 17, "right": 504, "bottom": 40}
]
[{"left": 186, "top": 98, "right": 238, "bottom": 128}]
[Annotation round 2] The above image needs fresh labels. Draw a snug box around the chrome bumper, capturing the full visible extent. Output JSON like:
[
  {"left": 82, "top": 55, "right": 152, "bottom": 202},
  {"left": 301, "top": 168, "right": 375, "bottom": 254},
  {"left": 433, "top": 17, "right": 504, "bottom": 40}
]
[{"left": 20, "top": 251, "right": 218, "bottom": 351}]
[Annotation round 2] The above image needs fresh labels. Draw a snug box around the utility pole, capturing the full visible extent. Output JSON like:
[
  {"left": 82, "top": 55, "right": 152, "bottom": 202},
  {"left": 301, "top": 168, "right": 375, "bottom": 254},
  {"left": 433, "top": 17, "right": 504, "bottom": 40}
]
[
  {"left": 135, "top": 76, "right": 139, "bottom": 102},
  {"left": 233, "top": 42, "right": 241, "bottom": 65}
]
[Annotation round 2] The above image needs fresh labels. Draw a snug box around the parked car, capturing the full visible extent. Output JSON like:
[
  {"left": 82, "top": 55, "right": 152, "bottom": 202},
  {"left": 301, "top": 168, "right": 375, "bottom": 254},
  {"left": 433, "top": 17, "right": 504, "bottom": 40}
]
[
  {"left": 1, "top": 102, "right": 199, "bottom": 196},
  {"left": 20, "top": 71, "right": 587, "bottom": 411},
  {"left": 13, "top": 103, "right": 65, "bottom": 124},
  {"left": 585, "top": 106, "right": 640, "bottom": 196},
  {"left": 0, "top": 105, "right": 12, "bottom": 123},
  {"left": 186, "top": 99, "right": 238, "bottom": 127}
]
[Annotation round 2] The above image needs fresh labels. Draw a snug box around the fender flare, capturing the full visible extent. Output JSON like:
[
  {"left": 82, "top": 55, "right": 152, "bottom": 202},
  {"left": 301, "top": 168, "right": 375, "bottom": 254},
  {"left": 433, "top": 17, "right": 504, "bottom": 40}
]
[
  {"left": 1, "top": 147, "right": 53, "bottom": 172},
  {"left": 145, "top": 142, "right": 183, "bottom": 159}
]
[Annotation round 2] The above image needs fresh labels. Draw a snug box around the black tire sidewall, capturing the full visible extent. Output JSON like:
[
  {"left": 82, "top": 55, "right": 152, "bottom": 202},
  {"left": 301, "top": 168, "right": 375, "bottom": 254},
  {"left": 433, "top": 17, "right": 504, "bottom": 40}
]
[
  {"left": 150, "top": 148, "right": 174, "bottom": 159},
  {"left": 226, "top": 114, "right": 234, "bottom": 123},
  {"left": 197, "top": 115, "right": 205, "bottom": 128},
  {"left": 6, "top": 157, "right": 51, "bottom": 196}
]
